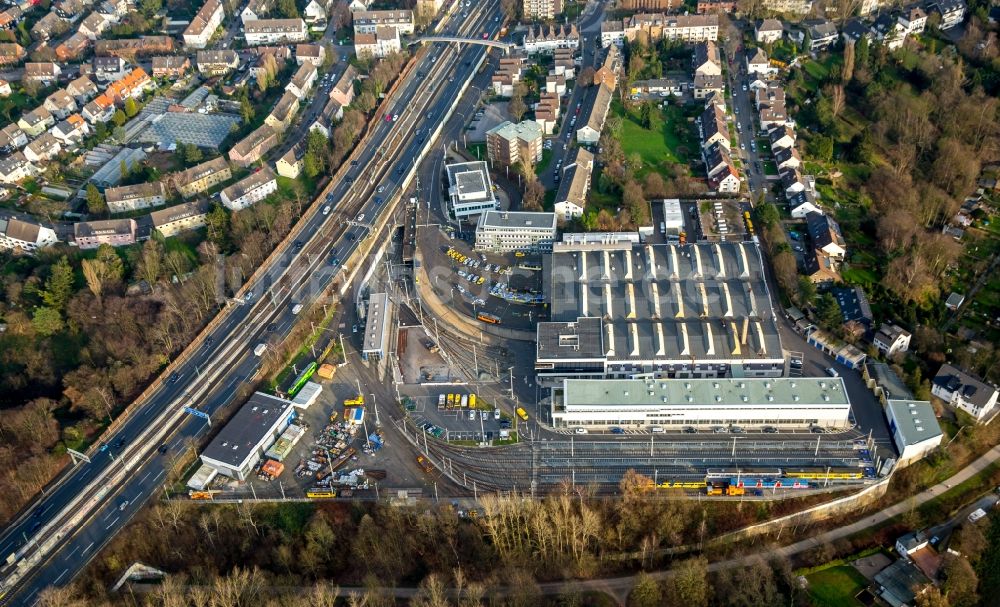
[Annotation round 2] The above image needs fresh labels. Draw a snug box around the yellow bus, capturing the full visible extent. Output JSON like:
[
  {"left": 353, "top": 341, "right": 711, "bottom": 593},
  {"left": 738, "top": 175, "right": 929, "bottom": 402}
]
[
  {"left": 469, "top": 394, "right": 477, "bottom": 409},
  {"left": 447, "top": 393, "right": 455, "bottom": 407},
  {"left": 306, "top": 490, "right": 336, "bottom": 499},
  {"left": 516, "top": 407, "right": 529, "bottom": 421}
]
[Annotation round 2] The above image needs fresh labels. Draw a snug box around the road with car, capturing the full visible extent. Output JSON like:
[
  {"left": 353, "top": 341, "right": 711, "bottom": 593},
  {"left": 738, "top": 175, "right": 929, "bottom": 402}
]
[{"left": 0, "top": 3, "right": 504, "bottom": 603}]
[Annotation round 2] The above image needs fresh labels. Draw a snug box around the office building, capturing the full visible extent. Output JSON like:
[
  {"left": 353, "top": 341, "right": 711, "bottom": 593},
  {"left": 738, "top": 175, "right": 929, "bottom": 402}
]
[
  {"left": 445, "top": 161, "right": 499, "bottom": 218},
  {"left": 475, "top": 210, "right": 557, "bottom": 253}
]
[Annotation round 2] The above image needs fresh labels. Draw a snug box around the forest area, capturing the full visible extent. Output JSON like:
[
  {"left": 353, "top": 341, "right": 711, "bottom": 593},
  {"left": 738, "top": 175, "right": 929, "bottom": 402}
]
[{"left": 0, "top": 52, "right": 409, "bottom": 526}]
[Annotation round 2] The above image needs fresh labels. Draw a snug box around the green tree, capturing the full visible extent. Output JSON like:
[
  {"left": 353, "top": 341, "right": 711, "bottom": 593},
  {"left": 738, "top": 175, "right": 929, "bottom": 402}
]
[
  {"left": 755, "top": 202, "right": 780, "bottom": 228},
  {"left": 112, "top": 109, "right": 127, "bottom": 127},
  {"left": 95, "top": 244, "right": 124, "bottom": 284},
  {"left": 139, "top": 0, "right": 161, "bottom": 15},
  {"left": 628, "top": 572, "right": 661, "bottom": 607},
  {"left": 809, "top": 135, "right": 834, "bottom": 162},
  {"left": 185, "top": 144, "right": 202, "bottom": 164},
  {"left": 815, "top": 293, "right": 842, "bottom": 329},
  {"left": 42, "top": 257, "right": 74, "bottom": 311},
  {"left": 276, "top": 0, "right": 298, "bottom": 18},
  {"left": 85, "top": 183, "right": 106, "bottom": 214},
  {"left": 664, "top": 556, "right": 710, "bottom": 607},
  {"left": 240, "top": 97, "right": 255, "bottom": 123},
  {"left": 797, "top": 275, "right": 817, "bottom": 307},
  {"left": 124, "top": 97, "right": 138, "bottom": 118},
  {"left": 31, "top": 307, "right": 64, "bottom": 337},
  {"left": 856, "top": 35, "right": 870, "bottom": 68}
]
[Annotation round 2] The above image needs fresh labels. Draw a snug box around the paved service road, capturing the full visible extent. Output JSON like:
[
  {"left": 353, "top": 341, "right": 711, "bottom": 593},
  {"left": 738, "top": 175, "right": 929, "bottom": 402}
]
[{"left": 0, "top": 3, "right": 505, "bottom": 603}]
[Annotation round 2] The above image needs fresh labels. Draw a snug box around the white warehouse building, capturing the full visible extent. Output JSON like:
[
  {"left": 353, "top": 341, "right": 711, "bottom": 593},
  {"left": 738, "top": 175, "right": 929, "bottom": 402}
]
[
  {"left": 474, "top": 210, "right": 557, "bottom": 253},
  {"left": 199, "top": 392, "right": 297, "bottom": 481},
  {"left": 553, "top": 377, "right": 852, "bottom": 430}
]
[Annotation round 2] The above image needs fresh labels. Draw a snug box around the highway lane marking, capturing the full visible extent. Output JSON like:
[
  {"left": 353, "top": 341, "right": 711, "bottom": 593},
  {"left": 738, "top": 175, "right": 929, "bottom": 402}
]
[
  {"left": 67, "top": 544, "right": 80, "bottom": 558},
  {"left": 82, "top": 541, "right": 94, "bottom": 555},
  {"left": 53, "top": 569, "right": 68, "bottom": 584},
  {"left": 154, "top": 470, "right": 165, "bottom": 483},
  {"left": 139, "top": 470, "right": 152, "bottom": 485},
  {"left": 106, "top": 517, "right": 120, "bottom": 530}
]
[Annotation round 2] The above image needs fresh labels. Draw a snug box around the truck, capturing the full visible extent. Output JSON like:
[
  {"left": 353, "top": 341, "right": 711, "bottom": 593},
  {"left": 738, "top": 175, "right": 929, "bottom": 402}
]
[
  {"left": 253, "top": 343, "right": 267, "bottom": 356},
  {"left": 969, "top": 508, "right": 988, "bottom": 523}
]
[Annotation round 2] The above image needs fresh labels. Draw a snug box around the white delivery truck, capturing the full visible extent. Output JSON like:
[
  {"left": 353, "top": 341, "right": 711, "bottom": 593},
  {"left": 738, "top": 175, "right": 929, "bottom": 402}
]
[{"left": 254, "top": 343, "right": 267, "bottom": 356}]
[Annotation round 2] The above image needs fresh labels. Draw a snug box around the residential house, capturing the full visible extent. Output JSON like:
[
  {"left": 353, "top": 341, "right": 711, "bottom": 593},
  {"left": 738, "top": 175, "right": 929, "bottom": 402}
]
[
  {"left": 932, "top": 363, "right": 999, "bottom": 421},
  {"left": 228, "top": 124, "right": 278, "bottom": 167},
  {"left": 787, "top": 189, "right": 821, "bottom": 219},
  {"left": 805, "top": 210, "right": 846, "bottom": 258},
  {"left": 264, "top": 91, "right": 299, "bottom": 132},
  {"left": 693, "top": 73, "right": 724, "bottom": 99},
  {"left": 308, "top": 97, "right": 343, "bottom": 137},
  {"left": 74, "top": 218, "right": 137, "bottom": 249},
  {"left": 50, "top": 113, "right": 90, "bottom": 146},
  {"left": 924, "top": 0, "right": 965, "bottom": 29},
  {"left": 23, "top": 132, "right": 62, "bottom": 162},
  {"left": 486, "top": 120, "right": 543, "bottom": 169},
  {"left": 522, "top": 23, "right": 580, "bottom": 54},
  {"left": 545, "top": 74, "right": 567, "bottom": 96},
  {"left": 240, "top": 0, "right": 270, "bottom": 24},
  {"left": 599, "top": 13, "right": 719, "bottom": 47},
  {"left": 0, "top": 153, "right": 38, "bottom": 184},
  {"left": 768, "top": 124, "right": 795, "bottom": 151},
  {"left": 0, "top": 123, "right": 27, "bottom": 151},
  {"left": 354, "top": 25, "right": 400, "bottom": 58},
  {"left": 150, "top": 200, "right": 209, "bottom": 238},
  {"left": 100, "top": 0, "right": 131, "bottom": 19},
  {"left": 329, "top": 65, "right": 357, "bottom": 107},
  {"left": 805, "top": 249, "right": 840, "bottom": 285},
  {"left": 351, "top": 9, "right": 414, "bottom": 35},
  {"left": 347, "top": 0, "right": 370, "bottom": 10},
  {"left": 756, "top": 83, "right": 788, "bottom": 129},
  {"left": 77, "top": 11, "right": 108, "bottom": 39},
  {"left": 631, "top": 78, "right": 682, "bottom": 97},
  {"left": 24, "top": 62, "right": 62, "bottom": 85},
  {"left": 196, "top": 50, "right": 239, "bottom": 75},
  {"left": 82, "top": 93, "right": 115, "bottom": 124},
  {"left": 698, "top": 101, "right": 729, "bottom": 150},
  {"left": 755, "top": 18, "right": 783, "bottom": 43},
  {"left": 0, "top": 6, "right": 23, "bottom": 31},
  {"left": 285, "top": 62, "right": 317, "bottom": 98},
  {"left": 170, "top": 155, "right": 232, "bottom": 198},
  {"left": 872, "top": 12, "right": 907, "bottom": 50},
  {"left": 553, "top": 147, "right": 594, "bottom": 220},
  {"left": 696, "top": 0, "right": 736, "bottom": 13},
  {"left": 899, "top": 4, "right": 927, "bottom": 34},
  {"left": 534, "top": 92, "right": 560, "bottom": 135},
  {"left": 0, "top": 80, "right": 10, "bottom": 96},
  {"left": 104, "top": 181, "right": 167, "bottom": 213},
  {"left": 303, "top": 0, "right": 331, "bottom": 25},
  {"left": 65, "top": 75, "right": 98, "bottom": 104},
  {"left": 693, "top": 40, "right": 721, "bottom": 76},
  {"left": 576, "top": 82, "right": 612, "bottom": 144},
  {"left": 92, "top": 56, "right": 128, "bottom": 82},
  {"left": 704, "top": 141, "right": 738, "bottom": 193},
  {"left": 57, "top": 41, "right": 89, "bottom": 64},
  {"left": 17, "top": 107, "right": 55, "bottom": 137},
  {"left": 54, "top": 0, "right": 86, "bottom": 20},
  {"left": 295, "top": 43, "right": 325, "bottom": 66},
  {"left": 746, "top": 47, "right": 776, "bottom": 76},
  {"left": 106, "top": 67, "right": 152, "bottom": 103},
  {"left": 0, "top": 215, "right": 58, "bottom": 252},
  {"left": 183, "top": 0, "right": 225, "bottom": 49},
  {"left": 523, "top": 0, "right": 562, "bottom": 20},
  {"left": 774, "top": 146, "right": 801, "bottom": 171},
  {"left": 841, "top": 18, "right": 872, "bottom": 44},
  {"left": 275, "top": 144, "right": 303, "bottom": 178},
  {"left": 0, "top": 42, "right": 25, "bottom": 65},
  {"left": 709, "top": 164, "right": 740, "bottom": 193},
  {"left": 552, "top": 48, "right": 576, "bottom": 79},
  {"left": 220, "top": 166, "right": 278, "bottom": 210},
  {"left": 43, "top": 89, "right": 77, "bottom": 120},
  {"left": 780, "top": 168, "right": 807, "bottom": 197},
  {"left": 873, "top": 323, "right": 912, "bottom": 357},
  {"left": 31, "top": 12, "right": 66, "bottom": 42},
  {"left": 244, "top": 18, "right": 308, "bottom": 44},
  {"left": 151, "top": 56, "right": 191, "bottom": 78},
  {"left": 792, "top": 19, "right": 838, "bottom": 51},
  {"left": 834, "top": 286, "right": 874, "bottom": 330},
  {"left": 492, "top": 55, "right": 525, "bottom": 97}
]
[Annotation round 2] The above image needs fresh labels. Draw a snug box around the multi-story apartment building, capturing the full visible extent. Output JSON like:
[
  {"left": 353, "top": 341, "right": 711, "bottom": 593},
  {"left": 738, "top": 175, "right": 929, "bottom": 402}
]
[
  {"left": 475, "top": 211, "right": 558, "bottom": 253},
  {"left": 0, "top": 215, "right": 58, "bottom": 253},
  {"left": 151, "top": 200, "right": 210, "bottom": 238},
  {"left": 522, "top": 0, "right": 562, "bottom": 20},
  {"left": 522, "top": 23, "right": 580, "bottom": 54},
  {"left": 351, "top": 9, "right": 414, "bottom": 34},
  {"left": 228, "top": 124, "right": 279, "bottom": 167},
  {"left": 183, "top": 0, "right": 224, "bottom": 48},
  {"left": 170, "top": 156, "right": 232, "bottom": 198},
  {"left": 761, "top": 0, "right": 813, "bottom": 13},
  {"left": 74, "top": 218, "right": 137, "bottom": 249},
  {"left": 264, "top": 91, "right": 300, "bottom": 132},
  {"left": 600, "top": 13, "right": 718, "bottom": 47},
  {"left": 354, "top": 25, "right": 400, "bottom": 58},
  {"left": 244, "top": 18, "right": 308, "bottom": 44},
  {"left": 486, "top": 120, "right": 543, "bottom": 169},
  {"left": 220, "top": 167, "right": 278, "bottom": 210},
  {"left": 104, "top": 181, "right": 167, "bottom": 213},
  {"left": 196, "top": 50, "right": 240, "bottom": 75}
]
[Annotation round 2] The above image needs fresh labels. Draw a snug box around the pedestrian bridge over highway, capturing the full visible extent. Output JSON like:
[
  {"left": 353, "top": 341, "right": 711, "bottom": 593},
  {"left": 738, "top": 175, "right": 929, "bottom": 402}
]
[{"left": 411, "top": 36, "right": 515, "bottom": 52}]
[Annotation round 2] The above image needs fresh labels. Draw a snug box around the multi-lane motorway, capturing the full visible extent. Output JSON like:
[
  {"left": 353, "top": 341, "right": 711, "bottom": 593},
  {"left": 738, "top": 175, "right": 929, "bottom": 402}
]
[{"left": 0, "top": 3, "right": 504, "bottom": 603}]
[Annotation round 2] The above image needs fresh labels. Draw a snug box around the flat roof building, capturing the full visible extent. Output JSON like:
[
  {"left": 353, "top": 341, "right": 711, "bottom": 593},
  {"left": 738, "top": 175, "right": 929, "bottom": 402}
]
[
  {"left": 362, "top": 292, "right": 392, "bottom": 360},
  {"left": 885, "top": 400, "right": 942, "bottom": 467},
  {"left": 200, "top": 392, "right": 296, "bottom": 480},
  {"left": 555, "top": 377, "right": 851, "bottom": 429},
  {"left": 475, "top": 210, "right": 557, "bottom": 253},
  {"left": 446, "top": 161, "right": 498, "bottom": 219},
  {"left": 486, "top": 120, "right": 543, "bottom": 169},
  {"left": 536, "top": 240, "right": 785, "bottom": 383}
]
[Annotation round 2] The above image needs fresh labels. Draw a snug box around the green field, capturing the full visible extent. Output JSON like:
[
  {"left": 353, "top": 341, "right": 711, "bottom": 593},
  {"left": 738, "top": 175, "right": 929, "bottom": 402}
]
[
  {"left": 614, "top": 102, "right": 694, "bottom": 175},
  {"left": 806, "top": 565, "right": 867, "bottom": 607}
]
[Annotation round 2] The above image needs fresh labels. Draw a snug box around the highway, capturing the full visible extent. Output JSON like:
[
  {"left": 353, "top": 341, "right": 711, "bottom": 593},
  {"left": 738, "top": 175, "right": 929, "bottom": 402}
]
[{"left": 0, "top": 2, "right": 505, "bottom": 603}]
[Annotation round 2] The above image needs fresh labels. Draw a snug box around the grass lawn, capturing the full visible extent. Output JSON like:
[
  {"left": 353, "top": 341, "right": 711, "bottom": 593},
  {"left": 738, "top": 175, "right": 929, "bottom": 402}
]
[
  {"left": 535, "top": 148, "right": 553, "bottom": 177},
  {"left": 806, "top": 565, "right": 867, "bottom": 607},
  {"left": 841, "top": 266, "right": 879, "bottom": 287},
  {"left": 614, "top": 101, "right": 694, "bottom": 176},
  {"left": 763, "top": 160, "right": 778, "bottom": 176}
]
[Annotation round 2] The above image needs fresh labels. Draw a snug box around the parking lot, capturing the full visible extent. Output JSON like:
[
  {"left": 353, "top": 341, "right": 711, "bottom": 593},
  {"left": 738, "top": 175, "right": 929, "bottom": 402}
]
[{"left": 406, "top": 388, "right": 516, "bottom": 445}]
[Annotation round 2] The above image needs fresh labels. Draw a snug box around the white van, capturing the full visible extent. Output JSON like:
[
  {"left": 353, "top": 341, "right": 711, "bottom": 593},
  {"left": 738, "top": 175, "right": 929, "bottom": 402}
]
[
  {"left": 649, "top": 426, "right": 664, "bottom": 433},
  {"left": 292, "top": 304, "right": 303, "bottom": 315},
  {"left": 253, "top": 343, "right": 267, "bottom": 356},
  {"left": 468, "top": 409, "right": 476, "bottom": 421}
]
